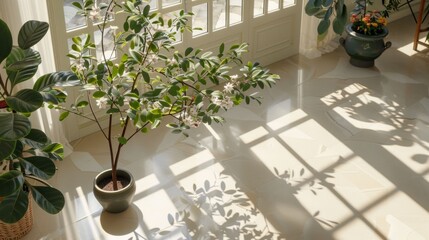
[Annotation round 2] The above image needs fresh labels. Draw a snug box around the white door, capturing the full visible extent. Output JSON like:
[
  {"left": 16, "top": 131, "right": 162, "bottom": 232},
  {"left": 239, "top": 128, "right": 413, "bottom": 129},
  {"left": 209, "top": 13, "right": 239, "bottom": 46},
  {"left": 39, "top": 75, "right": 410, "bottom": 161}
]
[{"left": 48, "top": 0, "right": 301, "bottom": 141}]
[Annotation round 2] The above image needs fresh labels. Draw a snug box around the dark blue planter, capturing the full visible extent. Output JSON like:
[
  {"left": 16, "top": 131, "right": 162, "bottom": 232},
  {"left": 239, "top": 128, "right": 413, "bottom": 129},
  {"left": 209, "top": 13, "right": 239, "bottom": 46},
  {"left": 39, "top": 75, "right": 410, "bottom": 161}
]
[{"left": 340, "top": 24, "right": 391, "bottom": 68}]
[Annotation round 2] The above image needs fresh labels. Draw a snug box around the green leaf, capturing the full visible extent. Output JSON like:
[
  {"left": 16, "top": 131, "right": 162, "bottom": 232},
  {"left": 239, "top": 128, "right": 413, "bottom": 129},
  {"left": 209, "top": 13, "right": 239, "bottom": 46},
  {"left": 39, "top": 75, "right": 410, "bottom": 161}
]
[
  {"left": 18, "top": 20, "right": 49, "bottom": 50},
  {"left": 33, "top": 71, "right": 80, "bottom": 92},
  {"left": 0, "top": 140, "right": 16, "bottom": 160},
  {"left": 118, "top": 137, "right": 127, "bottom": 145},
  {"left": 333, "top": 5, "right": 347, "bottom": 34},
  {"left": 59, "top": 111, "right": 69, "bottom": 121},
  {"left": 106, "top": 108, "right": 120, "bottom": 114},
  {"left": 43, "top": 143, "right": 64, "bottom": 160},
  {"left": 0, "top": 112, "right": 31, "bottom": 141},
  {"left": 323, "top": 0, "right": 333, "bottom": 7},
  {"left": 0, "top": 188, "right": 28, "bottom": 223},
  {"left": 20, "top": 156, "right": 56, "bottom": 180},
  {"left": 305, "top": 0, "right": 322, "bottom": 16},
  {"left": 93, "top": 91, "right": 106, "bottom": 98},
  {"left": 6, "top": 48, "right": 41, "bottom": 87},
  {"left": 30, "top": 186, "right": 64, "bottom": 214},
  {"left": 317, "top": 19, "right": 330, "bottom": 35},
  {"left": 185, "top": 47, "right": 193, "bottom": 56},
  {"left": 0, "top": 170, "right": 24, "bottom": 197},
  {"left": 6, "top": 89, "right": 44, "bottom": 113},
  {"left": 22, "top": 128, "right": 49, "bottom": 149},
  {"left": 142, "top": 71, "right": 150, "bottom": 83},
  {"left": 0, "top": 19, "right": 13, "bottom": 64}
]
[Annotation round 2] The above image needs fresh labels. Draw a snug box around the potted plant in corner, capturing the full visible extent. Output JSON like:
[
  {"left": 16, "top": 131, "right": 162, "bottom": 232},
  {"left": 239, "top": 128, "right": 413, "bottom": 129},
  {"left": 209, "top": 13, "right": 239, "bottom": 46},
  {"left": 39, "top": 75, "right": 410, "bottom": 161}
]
[
  {"left": 47, "top": 0, "right": 279, "bottom": 213},
  {"left": 305, "top": 0, "right": 401, "bottom": 67},
  {"left": 0, "top": 19, "right": 75, "bottom": 239}
]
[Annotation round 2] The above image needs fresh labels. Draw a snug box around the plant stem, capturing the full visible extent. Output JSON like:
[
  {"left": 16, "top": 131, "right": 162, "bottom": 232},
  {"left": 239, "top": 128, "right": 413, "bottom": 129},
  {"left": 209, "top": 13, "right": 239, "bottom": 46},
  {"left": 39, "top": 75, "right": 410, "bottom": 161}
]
[{"left": 0, "top": 74, "right": 9, "bottom": 97}]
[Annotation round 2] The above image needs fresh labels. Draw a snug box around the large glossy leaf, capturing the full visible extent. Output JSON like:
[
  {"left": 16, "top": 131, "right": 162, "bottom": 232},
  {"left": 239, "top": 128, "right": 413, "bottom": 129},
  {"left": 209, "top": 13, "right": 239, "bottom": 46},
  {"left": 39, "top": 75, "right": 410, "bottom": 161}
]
[
  {"left": 0, "top": 19, "right": 13, "bottom": 64},
  {"left": 6, "top": 89, "right": 44, "bottom": 113},
  {"left": 0, "top": 112, "right": 31, "bottom": 141},
  {"left": 30, "top": 186, "right": 64, "bottom": 214},
  {"left": 333, "top": 4, "right": 348, "bottom": 34},
  {"left": 18, "top": 20, "right": 49, "bottom": 50},
  {"left": 6, "top": 47, "right": 41, "bottom": 87},
  {"left": 305, "top": 0, "right": 322, "bottom": 16},
  {"left": 33, "top": 71, "right": 80, "bottom": 92},
  {"left": 7, "top": 65, "right": 39, "bottom": 88},
  {"left": 19, "top": 156, "right": 56, "bottom": 180},
  {"left": 0, "top": 170, "right": 24, "bottom": 197},
  {"left": 22, "top": 128, "right": 49, "bottom": 149},
  {"left": 0, "top": 140, "right": 16, "bottom": 160},
  {"left": 317, "top": 19, "right": 330, "bottom": 35},
  {"left": 0, "top": 188, "right": 28, "bottom": 223}
]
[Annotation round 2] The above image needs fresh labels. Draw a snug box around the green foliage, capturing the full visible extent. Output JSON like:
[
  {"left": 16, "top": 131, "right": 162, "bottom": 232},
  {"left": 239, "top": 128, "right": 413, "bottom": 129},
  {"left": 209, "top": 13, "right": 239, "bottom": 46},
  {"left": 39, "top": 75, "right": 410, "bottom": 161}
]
[
  {"left": 49, "top": 0, "right": 278, "bottom": 190},
  {"left": 0, "top": 19, "right": 72, "bottom": 223}
]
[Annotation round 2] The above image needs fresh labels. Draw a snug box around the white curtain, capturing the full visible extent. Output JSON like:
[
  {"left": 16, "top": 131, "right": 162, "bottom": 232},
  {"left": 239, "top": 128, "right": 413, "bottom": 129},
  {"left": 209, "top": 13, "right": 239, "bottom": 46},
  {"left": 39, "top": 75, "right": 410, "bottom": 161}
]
[
  {"left": 0, "top": 0, "right": 73, "bottom": 156},
  {"left": 299, "top": 4, "right": 341, "bottom": 59}
]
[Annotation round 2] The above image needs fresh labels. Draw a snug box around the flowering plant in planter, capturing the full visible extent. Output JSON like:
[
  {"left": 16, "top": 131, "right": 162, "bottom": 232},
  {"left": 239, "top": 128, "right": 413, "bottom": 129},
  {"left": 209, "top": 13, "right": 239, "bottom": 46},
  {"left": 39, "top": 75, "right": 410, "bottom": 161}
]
[
  {"left": 305, "top": 0, "right": 401, "bottom": 36},
  {"left": 51, "top": 0, "right": 279, "bottom": 197},
  {"left": 350, "top": 9, "right": 388, "bottom": 35}
]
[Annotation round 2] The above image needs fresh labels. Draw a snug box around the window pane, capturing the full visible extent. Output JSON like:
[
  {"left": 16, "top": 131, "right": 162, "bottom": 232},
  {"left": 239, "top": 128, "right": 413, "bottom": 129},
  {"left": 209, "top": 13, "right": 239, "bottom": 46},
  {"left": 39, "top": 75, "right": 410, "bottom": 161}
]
[
  {"left": 283, "top": 0, "right": 295, "bottom": 8},
  {"left": 213, "top": 0, "right": 226, "bottom": 30},
  {"left": 230, "top": 0, "right": 242, "bottom": 25},
  {"left": 162, "top": 0, "right": 181, "bottom": 7},
  {"left": 254, "top": 0, "right": 264, "bottom": 18},
  {"left": 268, "top": 0, "right": 279, "bottom": 12},
  {"left": 192, "top": 3, "right": 208, "bottom": 36},
  {"left": 64, "top": 0, "right": 86, "bottom": 31},
  {"left": 94, "top": 27, "right": 116, "bottom": 62}
]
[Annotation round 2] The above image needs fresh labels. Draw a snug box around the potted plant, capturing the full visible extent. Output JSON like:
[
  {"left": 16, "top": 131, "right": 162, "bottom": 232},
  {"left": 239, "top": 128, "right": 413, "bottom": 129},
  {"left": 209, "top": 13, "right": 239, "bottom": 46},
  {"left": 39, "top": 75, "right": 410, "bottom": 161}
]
[
  {"left": 49, "top": 0, "right": 279, "bottom": 213},
  {"left": 0, "top": 19, "right": 74, "bottom": 239},
  {"left": 305, "top": 0, "right": 401, "bottom": 67}
]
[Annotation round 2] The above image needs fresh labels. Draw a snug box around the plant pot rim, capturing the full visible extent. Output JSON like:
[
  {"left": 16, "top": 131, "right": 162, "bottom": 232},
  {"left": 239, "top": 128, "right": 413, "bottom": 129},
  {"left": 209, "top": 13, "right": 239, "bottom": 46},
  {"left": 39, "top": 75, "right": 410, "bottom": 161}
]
[
  {"left": 345, "top": 24, "right": 389, "bottom": 40},
  {"left": 94, "top": 168, "right": 134, "bottom": 194}
]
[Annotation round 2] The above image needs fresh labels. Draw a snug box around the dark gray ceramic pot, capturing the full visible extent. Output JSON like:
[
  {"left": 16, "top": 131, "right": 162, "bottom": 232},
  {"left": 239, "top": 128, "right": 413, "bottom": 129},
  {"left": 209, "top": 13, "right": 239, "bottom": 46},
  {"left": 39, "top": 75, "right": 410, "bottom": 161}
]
[
  {"left": 93, "top": 169, "right": 136, "bottom": 213},
  {"left": 340, "top": 24, "right": 391, "bottom": 68}
]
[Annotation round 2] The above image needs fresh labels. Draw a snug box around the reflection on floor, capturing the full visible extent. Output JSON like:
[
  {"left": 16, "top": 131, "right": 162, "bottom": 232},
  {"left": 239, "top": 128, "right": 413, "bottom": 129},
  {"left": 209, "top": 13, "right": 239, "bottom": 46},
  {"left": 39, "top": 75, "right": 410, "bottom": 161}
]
[{"left": 25, "top": 15, "right": 429, "bottom": 240}]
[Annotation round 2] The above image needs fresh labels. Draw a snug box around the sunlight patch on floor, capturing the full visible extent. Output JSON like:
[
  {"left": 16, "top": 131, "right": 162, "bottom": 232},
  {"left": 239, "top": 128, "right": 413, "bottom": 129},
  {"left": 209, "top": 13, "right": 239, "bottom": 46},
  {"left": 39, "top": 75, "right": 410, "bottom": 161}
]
[{"left": 397, "top": 36, "right": 428, "bottom": 56}]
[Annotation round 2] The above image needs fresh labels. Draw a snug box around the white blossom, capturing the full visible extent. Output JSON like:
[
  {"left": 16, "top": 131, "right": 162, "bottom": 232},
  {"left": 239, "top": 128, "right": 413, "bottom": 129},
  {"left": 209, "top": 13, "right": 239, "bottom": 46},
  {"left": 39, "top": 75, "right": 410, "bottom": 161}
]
[
  {"left": 110, "top": 25, "right": 119, "bottom": 36},
  {"left": 96, "top": 97, "right": 109, "bottom": 109},
  {"left": 72, "top": 58, "right": 86, "bottom": 71},
  {"left": 89, "top": 6, "right": 101, "bottom": 22},
  {"left": 224, "top": 82, "right": 235, "bottom": 93},
  {"left": 211, "top": 96, "right": 223, "bottom": 106},
  {"left": 182, "top": 113, "right": 201, "bottom": 128},
  {"left": 146, "top": 54, "right": 158, "bottom": 64},
  {"left": 211, "top": 95, "right": 233, "bottom": 109},
  {"left": 231, "top": 74, "right": 239, "bottom": 80}
]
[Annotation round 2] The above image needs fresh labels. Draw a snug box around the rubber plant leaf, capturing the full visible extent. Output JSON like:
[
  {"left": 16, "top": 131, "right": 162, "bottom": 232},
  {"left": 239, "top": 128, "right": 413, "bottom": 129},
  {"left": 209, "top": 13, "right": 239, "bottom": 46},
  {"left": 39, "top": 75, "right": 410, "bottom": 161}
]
[
  {"left": 6, "top": 89, "right": 44, "bottom": 113},
  {"left": 33, "top": 71, "right": 80, "bottom": 92},
  {"left": 0, "top": 170, "right": 24, "bottom": 197},
  {"left": 19, "top": 156, "right": 56, "bottom": 180},
  {"left": 18, "top": 20, "right": 49, "bottom": 50},
  {"left": 0, "top": 188, "right": 28, "bottom": 223},
  {"left": 5, "top": 47, "right": 41, "bottom": 88},
  {"left": 333, "top": 4, "right": 348, "bottom": 34},
  {"left": 0, "top": 19, "right": 13, "bottom": 64},
  {"left": 0, "top": 112, "right": 31, "bottom": 141},
  {"left": 22, "top": 128, "right": 49, "bottom": 149},
  {"left": 30, "top": 186, "right": 65, "bottom": 214},
  {"left": 0, "top": 140, "right": 16, "bottom": 160}
]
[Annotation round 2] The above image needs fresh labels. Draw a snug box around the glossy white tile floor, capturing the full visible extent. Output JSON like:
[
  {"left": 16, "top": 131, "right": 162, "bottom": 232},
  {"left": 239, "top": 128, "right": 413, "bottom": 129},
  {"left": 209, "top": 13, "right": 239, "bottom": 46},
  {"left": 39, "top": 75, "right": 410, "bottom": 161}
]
[{"left": 25, "top": 16, "right": 429, "bottom": 240}]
